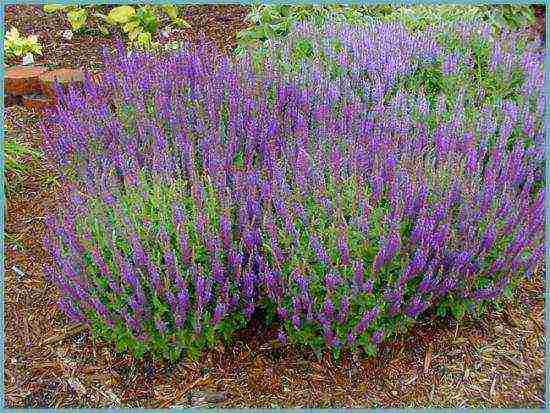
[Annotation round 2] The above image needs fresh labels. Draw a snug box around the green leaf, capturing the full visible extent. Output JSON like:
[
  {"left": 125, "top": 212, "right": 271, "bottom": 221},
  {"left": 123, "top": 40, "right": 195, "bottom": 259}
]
[
  {"left": 361, "top": 342, "right": 377, "bottom": 357},
  {"left": 67, "top": 9, "right": 88, "bottom": 32},
  {"left": 436, "top": 305, "right": 447, "bottom": 318},
  {"left": 169, "top": 346, "right": 181, "bottom": 363},
  {"left": 43, "top": 4, "right": 68, "bottom": 13},
  {"left": 107, "top": 5, "right": 136, "bottom": 25},
  {"left": 450, "top": 301, "right": 466, "bottom": 319},
  {"left": 123, "top": 21, "right": 140, "bottom": 33},
  {"left": 503, "top": 285, "right": 514, "bottom": 299},
  {"left": 161, "top": 4, "right": 179, "bottom": 20},
  {"left": 128, "top": 26, "right": 144, "bottom": 41}
]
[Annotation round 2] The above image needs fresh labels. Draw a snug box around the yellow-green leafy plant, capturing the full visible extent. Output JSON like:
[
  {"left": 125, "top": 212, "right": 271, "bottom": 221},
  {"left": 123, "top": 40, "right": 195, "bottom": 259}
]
[
  {"left": 106, "top": 5, "right": 190, "bottom": 49},
  {"left": 43, "top": 4, "right": 95, "bottom": 32},
  {"left": 43, "top": 4, "right": 190, "bottom": 47},
  {"left": 160, "top": 4, "right": 190, "bottom": 28},
  {"left": 4, "top": 27, "right": 42, "bottom": 60}
]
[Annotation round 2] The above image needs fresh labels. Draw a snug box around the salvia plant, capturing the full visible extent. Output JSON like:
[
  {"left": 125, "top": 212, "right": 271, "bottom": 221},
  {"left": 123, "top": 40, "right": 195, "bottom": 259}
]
[
  {"left": 41, "top": 20, "right": 544, "bottom": 361},
  {"left": 235, "top": 4, "right": 535, "bottom": 57},
  {"left": 250, "top": 20, "right": 543, "bottom": 115}
]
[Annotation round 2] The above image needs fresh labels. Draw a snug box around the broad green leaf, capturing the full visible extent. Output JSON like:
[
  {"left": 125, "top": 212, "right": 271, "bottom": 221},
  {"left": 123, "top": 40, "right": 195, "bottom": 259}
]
[
  {"left": 67, "top": 9, "right": 88, "bottom": 31},
  {"left": 43, "top": 4, "right": 68, "bottom": 13},
  {"left": 161, "top": 4, "right": 179, "bottom": 20},
  {"left": 123, "top": 21, "right": 140, "bottom": 33},
  {"left": 107, "top": 5, "right": 136, "bottom": 25},
  {"left": 128, "top": 26, "right": 144, "bottom": 41},
  {"left": 450, "top": 301, "right": 466, "bottom": 319},
  {"left": 136, "top": 31, "right": 152, "bottom": 47}
]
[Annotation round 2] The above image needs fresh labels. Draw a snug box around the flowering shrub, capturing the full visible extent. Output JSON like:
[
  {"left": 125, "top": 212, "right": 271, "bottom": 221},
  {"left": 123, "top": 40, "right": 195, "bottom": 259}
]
[
  {"left": 41, "top": 21, "right": 544, "bottom": 360},
  {"left": 246, "top": 20, "right": 544, "bottom": 184},
  {"left": 236, "top": 4, "right": 536, "bottom": 56},
  {"left": 253, "top": 87, "right": 544, "bottom": 357},
  {"left": 251, "top": 20, "right": 543, "bottom": 112},
  {"left": 41, "top": 41, "right": 269, "bottom": 360},
  {"left": 44, "top": 177, "right": 261, "bottom": 360}
]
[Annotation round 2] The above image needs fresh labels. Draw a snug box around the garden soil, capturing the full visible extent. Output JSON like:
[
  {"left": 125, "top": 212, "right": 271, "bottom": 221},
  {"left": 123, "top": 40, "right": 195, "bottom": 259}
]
[{"left": 4, "top": 5, "right": 546, "bottom": 408}]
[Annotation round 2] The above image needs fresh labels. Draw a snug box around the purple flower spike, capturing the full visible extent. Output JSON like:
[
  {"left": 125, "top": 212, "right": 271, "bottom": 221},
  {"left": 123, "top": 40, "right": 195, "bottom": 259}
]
[{"left": 371, "top": 330, "right": 384, "bottom": 345}]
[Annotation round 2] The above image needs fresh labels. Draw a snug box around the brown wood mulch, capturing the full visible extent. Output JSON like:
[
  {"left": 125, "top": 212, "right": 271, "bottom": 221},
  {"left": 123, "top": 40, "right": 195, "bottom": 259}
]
[
  {"left": 3, "top": 4, "right": 546, "bottom": 409},
  {"left": 531, "top": 4, "right": 545, "bottom": 39},
  {"left": 4, "top": 4, "right": 250, "bottom": 70}
]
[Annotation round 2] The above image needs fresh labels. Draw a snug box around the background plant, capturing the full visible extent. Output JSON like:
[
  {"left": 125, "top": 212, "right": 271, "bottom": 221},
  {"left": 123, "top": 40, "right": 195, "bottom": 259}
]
[
  {"left": 43, "top": 3, "right": 190, "bottom": 47},
  {"left": 4, "top": 27, "right": 42, "bottom": 61},
  {"left": 43, "top": 4, "right": 104, "bottom": 34},
  {"left": 244, "top": 19, "right": 543, "bottom": 155},
  {"left": 235, "top": 4, "right": 536, "bottom": 57}
]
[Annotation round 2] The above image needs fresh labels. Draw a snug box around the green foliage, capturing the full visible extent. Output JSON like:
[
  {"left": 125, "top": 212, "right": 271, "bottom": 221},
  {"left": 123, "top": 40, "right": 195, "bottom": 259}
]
[
  {"left": 106, "top": 5, "right": 136, "bottom": 24},
  {"left": 382, "top": 5, "right": 535, "bottom": 32},
  {"left": 235, "top": 4, "right": 536, "bottom": 56},
  {"left": 4, "top": 137, "right": 43, "bottom": 196},
  {"left": 484, "top": 4, "right": 536, "bottom": 31},
  {"left": 66, "top": 8, "right": 89, "bottom": 32},
  {"left": 42, "top": 3, "right": 191, "bottom": 48},
  {"left": 4, "top": 27, "right": 42, "bottom": 60},
  {"left": 43, "top": 4, "right": 96, "bottom": 33},
  {"left": 4, "top": 137, "right": 42, "bottom": 175},
  {"left": 235, "top": 4, "right": 352, "bottom": 56},
  {"left": 42, "top": 4, "right": 70, "bottom": 13}
]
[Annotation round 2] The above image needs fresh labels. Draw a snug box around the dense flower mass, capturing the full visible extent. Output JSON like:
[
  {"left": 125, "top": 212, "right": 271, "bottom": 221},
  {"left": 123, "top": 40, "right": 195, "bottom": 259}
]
[{"left": 41, "top": 20, "right": 544, "bottom": 360}]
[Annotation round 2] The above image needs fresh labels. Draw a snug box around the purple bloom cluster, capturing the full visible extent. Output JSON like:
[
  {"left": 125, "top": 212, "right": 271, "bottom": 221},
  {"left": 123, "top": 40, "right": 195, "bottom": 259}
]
[{"left": 41, "top": 20, "right": 543, "bottom": 359}]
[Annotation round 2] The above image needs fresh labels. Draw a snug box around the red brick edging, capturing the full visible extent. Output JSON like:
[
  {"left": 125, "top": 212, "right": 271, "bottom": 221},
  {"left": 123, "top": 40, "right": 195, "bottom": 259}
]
[{"left": 5, "top": 65, "right": 98, "bottom": 113}]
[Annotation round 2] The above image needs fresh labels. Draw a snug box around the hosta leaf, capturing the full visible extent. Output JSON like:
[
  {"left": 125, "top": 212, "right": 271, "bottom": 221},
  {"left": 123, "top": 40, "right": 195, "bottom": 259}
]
[
  {"left": 43, "top": 4, "right": 68, "bottom": 13},
  {"left": 128, "top": 26, "right": 144, "bottom": 41},
  {"left": 161, "top": 5, "right": 179, "bottom": 20},
  {"left": 123, "top": 21, "right": 140, "bottom": 33},
  {"left": 67, "top": 9, "right": 88, "bottom": 31},
  {"left": 107, "top": 6, "right": 136, "bottom": 25}
]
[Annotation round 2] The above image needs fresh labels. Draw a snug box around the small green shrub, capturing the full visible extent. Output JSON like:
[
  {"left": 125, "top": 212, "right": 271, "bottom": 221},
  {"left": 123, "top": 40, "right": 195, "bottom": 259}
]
[{"left": 4, "top": 27, "right": 42, "bottom": 61}]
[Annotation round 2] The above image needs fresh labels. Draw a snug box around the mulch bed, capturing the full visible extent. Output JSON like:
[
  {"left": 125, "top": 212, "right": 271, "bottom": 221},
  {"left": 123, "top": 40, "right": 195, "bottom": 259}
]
[
  {"left": 4, "top": 5, "right": 546, "bottom": 408},
  {"left": 532, "top": 5, "right": 545, "bottom": 39},
  {"left": 5, "top": 4, "right": 249, "bottom": 70}
]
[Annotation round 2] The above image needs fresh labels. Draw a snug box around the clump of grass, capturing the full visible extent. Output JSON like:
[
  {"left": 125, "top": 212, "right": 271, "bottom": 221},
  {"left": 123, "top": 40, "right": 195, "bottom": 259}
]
[{"left": 4, "top": 136, "right": 43, "bottom": 195}]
